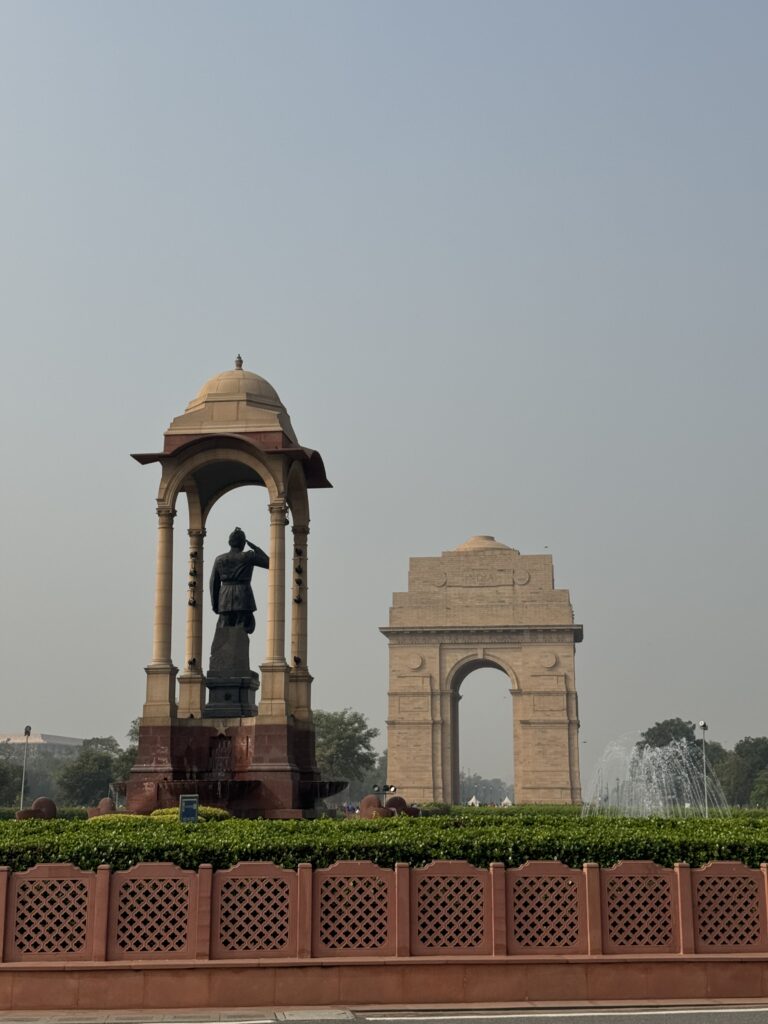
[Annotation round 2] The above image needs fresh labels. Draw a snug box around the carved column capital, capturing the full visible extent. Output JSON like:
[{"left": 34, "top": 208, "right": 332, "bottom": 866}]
[
  {"left": 292, "top": 524, "right": 310, "bottom": 539},
  {"left": 156, "top": 507, "right": 177, "bottom": 524},
  {"left": 188, "top": 527, "right": 206, "bottom": 539},
  {"left": 268, "top": 499, "right": 288, "bottom": 519}
]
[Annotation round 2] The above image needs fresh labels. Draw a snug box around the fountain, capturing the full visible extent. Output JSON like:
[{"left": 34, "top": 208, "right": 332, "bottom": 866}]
[{"left": 582, "top": 733, "right": 729, "bottom": 817}]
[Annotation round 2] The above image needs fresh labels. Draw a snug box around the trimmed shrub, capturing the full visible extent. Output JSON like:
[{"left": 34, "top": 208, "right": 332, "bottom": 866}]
[
  {"left": 150, "top": 806, "right": 231, "bottom": 821},
  {"left": 85, "top": 814, "right": 144, "bottom": 824},
  {"left": 0, "top": 807, "right": 88, "bottom": 821},
  {"left": 0, "top": 809, "right": 767, "bottom": 873}
]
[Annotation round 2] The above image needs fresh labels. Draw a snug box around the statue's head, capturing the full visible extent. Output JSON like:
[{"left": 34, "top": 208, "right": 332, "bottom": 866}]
[{"left": 228, "top": 527, "right": 246, "bottom": 550}]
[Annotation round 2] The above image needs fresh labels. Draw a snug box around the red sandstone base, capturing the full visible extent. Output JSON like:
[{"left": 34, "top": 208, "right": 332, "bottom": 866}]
[
  {"left": 126, "top": 717, "right": 326, "bottom": 818},
  {"left": 2, "top": 957, "right": 768, "bottom": 1011}
]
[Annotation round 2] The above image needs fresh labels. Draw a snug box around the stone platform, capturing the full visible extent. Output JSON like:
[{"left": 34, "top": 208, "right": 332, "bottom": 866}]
[{"left": 125, "top": 716, "right": 330, "bottom": 818}]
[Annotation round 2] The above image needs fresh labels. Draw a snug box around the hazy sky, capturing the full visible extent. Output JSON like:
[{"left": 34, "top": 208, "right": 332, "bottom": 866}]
[{"left": 1, "top": 2, "right": 766, "bottom": 791}]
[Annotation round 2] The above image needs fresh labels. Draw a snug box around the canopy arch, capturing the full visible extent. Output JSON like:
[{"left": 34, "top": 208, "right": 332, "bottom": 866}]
[
  {"left": 127, "top": 357, "right": 332, "bottom": 819},
  {"left": 157, "top": 438, "right": 283, "bottom": 512}
]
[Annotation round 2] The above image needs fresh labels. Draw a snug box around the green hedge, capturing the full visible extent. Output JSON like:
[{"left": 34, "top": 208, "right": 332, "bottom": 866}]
[
  {"left": 149, "top": 806, "right": 231, "bottom": 821},
  {"left": 0, "top": 807, "right": 88, "bottom": 821},
  {"left": 2, "top": 810, "right": 768, "bottom": 872}
]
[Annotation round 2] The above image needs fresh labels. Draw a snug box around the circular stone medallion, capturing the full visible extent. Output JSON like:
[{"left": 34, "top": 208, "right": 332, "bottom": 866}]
[
  {"left": 407, "top": 654, "right": 424, "bottom": 671},
  {"left": 539, "top": 652, "right": 558, "bottom": 669}
]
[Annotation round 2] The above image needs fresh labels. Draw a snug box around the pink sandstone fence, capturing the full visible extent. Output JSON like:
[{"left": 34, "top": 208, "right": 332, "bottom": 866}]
[{"left": 1, "top": 859, "right": 768, "bottom": 964}]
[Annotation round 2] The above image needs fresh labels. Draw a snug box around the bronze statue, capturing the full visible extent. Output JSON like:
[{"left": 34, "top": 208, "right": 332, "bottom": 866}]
[{"left": 210, "top": 527, "right": 269, "bottom": 635}]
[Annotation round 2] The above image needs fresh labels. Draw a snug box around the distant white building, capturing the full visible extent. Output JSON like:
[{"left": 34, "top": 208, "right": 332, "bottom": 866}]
[{"left": 0, "top": 734, "right": 83, "bottom": 755}]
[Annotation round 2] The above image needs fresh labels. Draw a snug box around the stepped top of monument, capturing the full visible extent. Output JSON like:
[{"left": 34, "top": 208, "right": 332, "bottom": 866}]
[{"left": 386, "top": 536, "right": 577, "bottom": 630}]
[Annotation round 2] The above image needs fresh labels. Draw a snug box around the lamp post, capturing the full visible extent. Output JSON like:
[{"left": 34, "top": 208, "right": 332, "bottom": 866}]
[
  {"left": 19, "top": 725, "right": 31, "bottom": 811},
  {"left": 699, "top": 720, "right": 709, "bottom": 818}
]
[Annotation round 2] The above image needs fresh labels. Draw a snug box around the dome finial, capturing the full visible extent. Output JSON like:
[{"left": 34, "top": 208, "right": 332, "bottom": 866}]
[{"left": 235, "top": 354, "right": 243, "bottom": 370}]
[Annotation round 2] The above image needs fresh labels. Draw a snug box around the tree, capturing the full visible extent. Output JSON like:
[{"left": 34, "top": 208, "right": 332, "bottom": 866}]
[
  {"left": 56, "top": 749, "right": 115, "bottom": 805},
  {"left": 82, "top": 736, "right": 121, "bottom": 756},
  {"left": 701, "top": 739, "right": 728, "bottom": 771},
  {"left": 55, "top": 738, "right": 123, "bottom": 805},
  {"left": 0, "top": 743, "right": 22, "bottom": 805},
  {"left": 720, "top": 738, "right": 768, "bottom": 807},
  {"left": 349, "top": 749, "right": 388, "bottom": 802},
  {"left": 459, "top": 770, "right": 513, "bottom": 805},
  {"left": 639, "top": 719, "right": 696, "bottom": 749},
  {"left": 750, "top": 769, "right": 768, "bottom": 808},
  {"left": 112, "top": 719, "right": 140, "bottom": 783},
  {"left": 23, "top": 748, "right": 74, "bottom": 803},
  {"left": 314, "top": 709, "right": 379, "bottom": 789},
  {"left": 733, "top": 737, "right": 768, "bottom": 777}
]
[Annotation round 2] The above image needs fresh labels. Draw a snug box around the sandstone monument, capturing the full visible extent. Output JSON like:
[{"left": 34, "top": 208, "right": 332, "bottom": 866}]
[
  {"left": 383, "top": 536, "right": 582, "bottom": 805},
  {"left": 125, "top": 357, "right": 338, "bottom": 817}
]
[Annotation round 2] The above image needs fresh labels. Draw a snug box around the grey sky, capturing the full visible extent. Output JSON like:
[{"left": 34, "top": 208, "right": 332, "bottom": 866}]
[{"left": 1, "top": 2, "right": 766, "bottom": 788}]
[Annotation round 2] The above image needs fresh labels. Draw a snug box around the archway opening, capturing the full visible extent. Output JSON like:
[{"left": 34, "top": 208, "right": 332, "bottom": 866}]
[{"left": 453, "top": 663, "right": 514, "bottom": 806}]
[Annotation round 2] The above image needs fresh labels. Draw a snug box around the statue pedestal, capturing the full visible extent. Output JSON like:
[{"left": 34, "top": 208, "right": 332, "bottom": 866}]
[
  {"left": 126, "top": 715, "right": 324, "bottom": 819},
  {"left": 204, "top": 674, "right": 259, "bottom": 717},
  {"left": 204, "top": 624, "right": 259, "bottom": 718}
]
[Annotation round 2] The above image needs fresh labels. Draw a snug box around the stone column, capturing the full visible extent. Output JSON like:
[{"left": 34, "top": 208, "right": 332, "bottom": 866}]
[
  {"left": 143, "top": 507, "right": 178, "bottom": 720},
  {"left": 289, "top": 524, "right": 312, "bottom": 721},
  {"left": 259, "top": 499, "right": 289, "bottom": 718},
  {"left": 178, "top": 527, "right": 206, "bottom": 718},
  {"left": 265, "top": 499, "right": 288, "bottom": 664}
]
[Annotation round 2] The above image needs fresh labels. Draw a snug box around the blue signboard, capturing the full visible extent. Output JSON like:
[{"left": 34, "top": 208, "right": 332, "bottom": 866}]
[{"left": 179, "top": 794, "right": 199, "bottom": 823}]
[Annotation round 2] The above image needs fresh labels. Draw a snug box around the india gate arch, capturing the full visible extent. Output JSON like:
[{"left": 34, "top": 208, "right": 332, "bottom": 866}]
[{"left": 382, "top": 536, "right": 583, "bottom": 806}]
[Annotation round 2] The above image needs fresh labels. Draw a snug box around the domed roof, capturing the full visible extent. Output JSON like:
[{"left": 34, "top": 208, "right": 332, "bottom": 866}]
[
  {"left": 191, "top": 358, "right": 282, "bottom": 407},
  {"left": 453, "top": 535, "right": 513, "bottom": 552},
  {"left": 165, "top": 355, "right": 299, "bottom": 444}
]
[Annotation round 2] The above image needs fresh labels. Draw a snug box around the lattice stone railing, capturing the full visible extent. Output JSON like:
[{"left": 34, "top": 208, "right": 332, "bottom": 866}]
[
  {"left": 508, "top": 860, "right": 587, "bottom": 954},
  {"left": 108, "top": 863, "right": 198, "bottom": 960},
  {"left": 313, "top": 862, "right": 396, "bottom": 957},
  {"left": 692, "top": 861, "right": 768, "bottom": 953},
  {"left": 601, "top": 861, "right": 678, "bottom": 953},
  {"left": 412, "top": 861, "right": 492, "bottom": 955},
  {"left": 2, "top": 858, "right": 768, "bottom": 964},
  {"left": 4, "top": 864, "right": 102, "bottom": 962},
  {"left": 212, "top": 862, "right": 297, "bottom": 959}
]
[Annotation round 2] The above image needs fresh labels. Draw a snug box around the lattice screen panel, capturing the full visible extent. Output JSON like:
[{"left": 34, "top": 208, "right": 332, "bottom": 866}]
[
  {"left": 12, "top": 879, "right": 90, "bottom": 957},
  {"left": 696, "top": 875, "right": 762, "bottom": 947},
  {"left": 318, "top": 876, "right": 390, "bottom": 949},
  {"left": 511, "top": 875, "right": 580, "bottom": 948},
  {"left": 606, "top": 875, "right": 673, "bottom": 947},
  {"left": 416, "top": 875, "right": 486, "bottom": 949},
  {"left": 218, "top": 876, "right": 291, "bottom": 952},
  {"left": 115, "top": 878, "right": 190, "bottom": 954}
]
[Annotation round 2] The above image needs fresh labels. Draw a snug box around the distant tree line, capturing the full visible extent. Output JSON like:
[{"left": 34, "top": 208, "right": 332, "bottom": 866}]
[
  {"left": 313, "top": 710, "right": 515, "bottom": 806},
  {"left": 0, "top": 707, "right": 513, "bottom": 810},
  {"left": 10, "top": 709, "right": 767, "bottom": 812},
  {"left": 459, "top": 771, "right": 514, "bottom": 805},
  {"left": 640, "top": 718, "right": 768, "bottom": 807},
  {"left": 0, "top": 721, "right": 138, "bottom": 807},
  {"left": 1, "top": 711, "right": 386, "bottom": 809}
]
